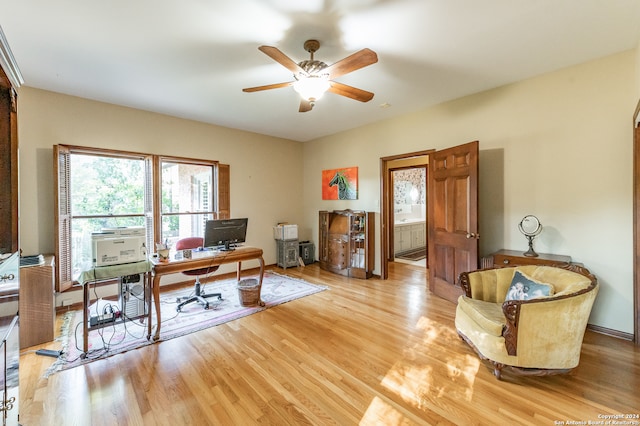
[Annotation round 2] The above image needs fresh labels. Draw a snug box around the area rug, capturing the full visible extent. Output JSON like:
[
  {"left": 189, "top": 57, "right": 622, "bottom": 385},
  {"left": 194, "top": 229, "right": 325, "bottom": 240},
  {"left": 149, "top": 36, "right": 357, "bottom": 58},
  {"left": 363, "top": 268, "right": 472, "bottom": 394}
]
[
  {"left": 396, "top": 247, "right": 427, "bottom": 261},
  {"left": 45, "top": 272, "right": 327, "bottom": 376}
]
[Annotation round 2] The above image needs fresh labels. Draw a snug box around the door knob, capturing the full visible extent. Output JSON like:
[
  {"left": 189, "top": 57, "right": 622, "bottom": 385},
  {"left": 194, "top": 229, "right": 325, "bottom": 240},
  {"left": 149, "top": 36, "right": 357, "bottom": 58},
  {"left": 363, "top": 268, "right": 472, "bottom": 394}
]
[{"left": 466, "top": 233, "right": 480, "bottom": 239}]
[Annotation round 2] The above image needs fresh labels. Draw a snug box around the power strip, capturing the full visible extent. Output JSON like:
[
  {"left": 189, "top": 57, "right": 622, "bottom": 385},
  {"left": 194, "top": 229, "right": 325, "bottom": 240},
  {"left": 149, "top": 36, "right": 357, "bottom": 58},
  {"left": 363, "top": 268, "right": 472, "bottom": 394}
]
[{"left": 89, "top": 313, "right": 116, "bottom": 327}]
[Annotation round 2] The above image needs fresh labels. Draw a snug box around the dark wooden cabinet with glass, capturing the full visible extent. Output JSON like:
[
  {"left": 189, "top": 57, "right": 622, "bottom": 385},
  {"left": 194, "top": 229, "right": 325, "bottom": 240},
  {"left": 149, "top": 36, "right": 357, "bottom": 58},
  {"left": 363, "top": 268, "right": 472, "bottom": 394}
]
[
  {"left": 319, "top": 210, "right": 374, "bottom": 279},
  {"left": 1, "top": 31, "right": 22, "bottom": 425}
]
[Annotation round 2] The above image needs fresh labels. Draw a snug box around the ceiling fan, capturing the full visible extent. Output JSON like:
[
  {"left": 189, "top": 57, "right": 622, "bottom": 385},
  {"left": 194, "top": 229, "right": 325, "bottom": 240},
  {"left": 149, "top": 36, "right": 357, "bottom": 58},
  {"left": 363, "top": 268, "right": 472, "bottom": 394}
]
[{"left": 242, "top": 39, "right": 378, "bottom": 112}]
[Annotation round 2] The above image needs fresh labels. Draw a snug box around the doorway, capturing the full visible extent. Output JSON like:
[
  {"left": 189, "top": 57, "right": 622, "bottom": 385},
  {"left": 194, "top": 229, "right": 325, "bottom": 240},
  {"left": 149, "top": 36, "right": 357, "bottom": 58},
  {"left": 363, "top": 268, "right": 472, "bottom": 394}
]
[
  {"left": 380, "top": 151, "right": 431, "bottom": 279},
  {"left": 380, "top": 142, "right": 479, "bottom": 301},
  {"left": 391, "top": 167, "right": 427, "bottom": 267}
]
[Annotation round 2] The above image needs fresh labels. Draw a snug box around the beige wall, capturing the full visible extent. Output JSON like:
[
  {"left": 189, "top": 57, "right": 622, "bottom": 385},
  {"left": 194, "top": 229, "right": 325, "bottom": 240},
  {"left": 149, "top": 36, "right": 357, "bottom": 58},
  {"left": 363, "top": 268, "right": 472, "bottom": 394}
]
[
  {"left": 16, "top": 49, "right": 638, "bottom": 334},
  {"left": 17, "top": 88, "right": 303, "bottom": 301},
  {"left": 303, "top": 50, "right": 637, "bottom": 334},
  {"left": 636, "top": 40, "right": 640, "bottom": 102}
]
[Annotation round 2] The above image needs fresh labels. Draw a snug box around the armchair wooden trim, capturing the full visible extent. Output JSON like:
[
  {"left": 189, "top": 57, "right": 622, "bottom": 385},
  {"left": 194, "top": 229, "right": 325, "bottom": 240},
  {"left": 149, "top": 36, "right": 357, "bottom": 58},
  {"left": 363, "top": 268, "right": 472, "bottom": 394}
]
[{"left": 456, "top": 263, "right": 598, "bottom": 379}]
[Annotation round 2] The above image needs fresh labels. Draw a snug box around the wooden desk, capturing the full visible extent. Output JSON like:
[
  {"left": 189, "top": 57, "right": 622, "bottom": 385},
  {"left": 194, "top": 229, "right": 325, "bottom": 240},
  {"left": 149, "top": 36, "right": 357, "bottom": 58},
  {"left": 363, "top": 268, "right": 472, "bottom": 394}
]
[{"left": 149, "top": 246, "right": 265, "bottom": 341}]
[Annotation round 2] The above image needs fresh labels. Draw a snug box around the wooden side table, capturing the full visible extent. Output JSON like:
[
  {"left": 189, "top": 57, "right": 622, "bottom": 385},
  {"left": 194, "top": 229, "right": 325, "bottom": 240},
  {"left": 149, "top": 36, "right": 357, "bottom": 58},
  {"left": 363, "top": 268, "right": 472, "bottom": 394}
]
[
  {"left": 19, "top": 255, "right": 55, "bottom": 349},
  {"left": 489, "top": 249, "right": 572, "bottom": 268}
]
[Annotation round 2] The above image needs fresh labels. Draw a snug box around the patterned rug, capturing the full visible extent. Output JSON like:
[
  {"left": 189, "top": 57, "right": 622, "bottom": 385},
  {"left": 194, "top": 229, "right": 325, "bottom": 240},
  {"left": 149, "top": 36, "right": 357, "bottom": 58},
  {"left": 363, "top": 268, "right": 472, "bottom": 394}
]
[
  {"left": 396, "top": 247, "right": 427, "bottom": 261},
  {"left": 45, "top": 272, "right": 327, "bottom": 376}
]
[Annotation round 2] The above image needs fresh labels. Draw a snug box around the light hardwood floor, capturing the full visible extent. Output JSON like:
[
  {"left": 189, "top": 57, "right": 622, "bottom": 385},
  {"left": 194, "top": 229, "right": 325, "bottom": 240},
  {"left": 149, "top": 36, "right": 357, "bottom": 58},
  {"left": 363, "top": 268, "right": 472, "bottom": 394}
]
[{"left": 19, "top": 262, "right": 640, "bottom": 425}]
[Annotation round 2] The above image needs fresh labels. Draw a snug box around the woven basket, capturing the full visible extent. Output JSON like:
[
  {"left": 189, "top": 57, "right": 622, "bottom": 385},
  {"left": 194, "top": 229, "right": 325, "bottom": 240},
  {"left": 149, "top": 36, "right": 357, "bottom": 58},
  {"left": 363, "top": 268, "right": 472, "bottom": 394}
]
[{"left": 237, "top": 278, "right": 260, "bottom": 306}]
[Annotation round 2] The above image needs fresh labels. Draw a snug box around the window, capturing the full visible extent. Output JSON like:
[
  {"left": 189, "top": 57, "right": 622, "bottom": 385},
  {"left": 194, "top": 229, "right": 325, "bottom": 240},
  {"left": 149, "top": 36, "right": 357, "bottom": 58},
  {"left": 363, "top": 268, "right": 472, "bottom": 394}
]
[
  {"left": 160, "top": 159, "right": 215, "bottom": 247},
  {"left": 69, "top": 152, "right": 147, "bottom": 279},
  {"left": 54, "top": 145, "right": 229, "bottom": 292}
]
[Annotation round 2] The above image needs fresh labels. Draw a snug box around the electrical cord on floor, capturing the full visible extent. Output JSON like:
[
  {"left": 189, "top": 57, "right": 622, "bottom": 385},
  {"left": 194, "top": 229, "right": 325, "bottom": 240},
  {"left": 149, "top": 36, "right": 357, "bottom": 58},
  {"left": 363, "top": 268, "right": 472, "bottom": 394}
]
[
  {"left": 119, "top": 290, "right": 152, "bottom": 339},
  {"left": 67, "top": 300, "right": 139, "bottom": 362},
  {"left": 65, "top": 279, "right": 227, "bottom": 362}
]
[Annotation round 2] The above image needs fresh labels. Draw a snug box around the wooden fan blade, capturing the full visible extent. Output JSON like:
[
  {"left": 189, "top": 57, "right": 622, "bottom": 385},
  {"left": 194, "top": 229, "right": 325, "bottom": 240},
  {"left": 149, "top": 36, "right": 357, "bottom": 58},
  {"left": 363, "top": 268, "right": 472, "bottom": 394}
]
[
  {"left": 258, "top": 46, "right": 304, "bottom": 74},
  {"left": 299, "top": 99, "right": 313, "bottom": 113},
  {"left": 242, "top": 81, "right": 294, "bottom": 93},
  {"left": 328, "top": 82, "right": 374, "bottom": 102},
  {"left": 324, "top": 48, "right": 378, "bottom": 79}
]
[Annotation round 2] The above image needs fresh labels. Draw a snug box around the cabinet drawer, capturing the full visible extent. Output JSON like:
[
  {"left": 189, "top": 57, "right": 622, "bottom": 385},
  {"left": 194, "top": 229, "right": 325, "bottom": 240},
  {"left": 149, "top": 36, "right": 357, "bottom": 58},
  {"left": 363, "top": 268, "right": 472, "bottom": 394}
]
[{"left": 492, "top": 250, "right": 571, "bottom": 267}]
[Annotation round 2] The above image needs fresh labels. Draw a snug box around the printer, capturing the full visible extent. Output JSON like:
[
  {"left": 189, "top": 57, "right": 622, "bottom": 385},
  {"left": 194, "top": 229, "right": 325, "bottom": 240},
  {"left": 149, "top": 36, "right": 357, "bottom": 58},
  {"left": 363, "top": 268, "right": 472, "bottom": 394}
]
[{"left": 91, "top": 227, "right": 147, "bottom": 267}]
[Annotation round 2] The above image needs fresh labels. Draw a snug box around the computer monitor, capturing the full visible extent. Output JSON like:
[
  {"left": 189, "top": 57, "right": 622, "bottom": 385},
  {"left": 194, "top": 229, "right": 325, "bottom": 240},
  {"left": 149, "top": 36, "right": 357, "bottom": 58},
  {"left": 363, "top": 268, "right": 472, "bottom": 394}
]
[{"left": 203, "top": 218, "right": 248, "bottom": 251}]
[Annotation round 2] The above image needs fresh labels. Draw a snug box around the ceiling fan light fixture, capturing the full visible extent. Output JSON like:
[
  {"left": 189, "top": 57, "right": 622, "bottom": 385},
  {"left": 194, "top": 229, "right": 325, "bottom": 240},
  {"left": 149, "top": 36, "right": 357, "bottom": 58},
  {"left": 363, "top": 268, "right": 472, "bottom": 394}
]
[
  {"left": 243, "top": 40, "right": 377, "bottom": 111},
  {"left": 293, "top": 75, "right": 330, "bottom": 102}
]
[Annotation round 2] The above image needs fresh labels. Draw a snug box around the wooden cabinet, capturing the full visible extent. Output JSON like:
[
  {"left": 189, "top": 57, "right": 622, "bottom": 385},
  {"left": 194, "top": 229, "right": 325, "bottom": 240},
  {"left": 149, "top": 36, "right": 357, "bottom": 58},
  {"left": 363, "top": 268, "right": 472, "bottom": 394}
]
[
  {"left": 394, "top": 224, "right": 412, "bottom": 253},
  {"left": 488, "top": 249, "right": 572, "bottom": 268},
  {"left": 319, "top": 210, "right": 374, "bottom": 279},
  {"left": 412, "top": 223, "right": 426, "bottom": 248},
  {"left": 394, "top": 221, "right": 426, "bottom": 255},
  {"left": 0, "top": 63, "right": 19, "bottom": 255},
  {"left": 0, "top": 35, "right": 21, "bottom": 425},
  {"left": 19, "top": 256, "right": 55, "bottom": 349}
]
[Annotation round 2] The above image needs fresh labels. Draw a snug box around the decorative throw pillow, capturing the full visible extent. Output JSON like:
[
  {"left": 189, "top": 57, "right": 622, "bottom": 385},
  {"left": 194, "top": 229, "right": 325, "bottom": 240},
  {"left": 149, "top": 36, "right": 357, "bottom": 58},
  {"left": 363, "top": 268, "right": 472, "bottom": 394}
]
[{"left": 505, "top": 270, "right": 555, "bottom": 301}]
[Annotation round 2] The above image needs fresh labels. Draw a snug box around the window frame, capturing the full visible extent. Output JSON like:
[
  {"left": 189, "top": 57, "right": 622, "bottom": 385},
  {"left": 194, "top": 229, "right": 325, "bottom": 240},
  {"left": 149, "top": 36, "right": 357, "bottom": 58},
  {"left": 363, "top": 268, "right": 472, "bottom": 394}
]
[
  {"left": 155, "top": 155, "right": 222, "bottom": 248},
  {"left": 54, "top": 145, "right": 229, "bottom": 292}
]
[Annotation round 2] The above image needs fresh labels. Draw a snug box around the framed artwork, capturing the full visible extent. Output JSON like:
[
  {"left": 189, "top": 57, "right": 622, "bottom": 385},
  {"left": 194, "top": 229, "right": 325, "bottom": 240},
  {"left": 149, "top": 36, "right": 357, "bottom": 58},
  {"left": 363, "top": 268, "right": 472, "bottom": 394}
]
[{"left": 322, "top": 167, "right": 358, "bottom": 200}]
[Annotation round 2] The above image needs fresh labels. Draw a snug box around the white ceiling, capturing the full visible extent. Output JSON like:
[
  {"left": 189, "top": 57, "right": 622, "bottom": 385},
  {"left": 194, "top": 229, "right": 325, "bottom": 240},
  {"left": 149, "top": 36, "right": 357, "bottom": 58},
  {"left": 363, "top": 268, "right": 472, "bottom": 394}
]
[{"left": 1, "top": 0, "right": 640, "bottom": 142}]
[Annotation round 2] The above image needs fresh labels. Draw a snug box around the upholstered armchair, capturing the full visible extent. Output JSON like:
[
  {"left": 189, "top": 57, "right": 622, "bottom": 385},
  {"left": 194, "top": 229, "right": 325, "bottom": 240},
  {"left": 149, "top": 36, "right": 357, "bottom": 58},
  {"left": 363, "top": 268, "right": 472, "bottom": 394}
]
[{"left": 455, "top": 264, "right": 598, "bottom": 379}]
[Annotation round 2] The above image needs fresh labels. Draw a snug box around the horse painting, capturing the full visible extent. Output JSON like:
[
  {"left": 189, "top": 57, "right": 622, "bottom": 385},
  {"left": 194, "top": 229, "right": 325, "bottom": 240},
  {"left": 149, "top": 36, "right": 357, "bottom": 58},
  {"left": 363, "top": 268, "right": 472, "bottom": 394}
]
[{"left": 323, "top": 168, "right": 358, "bottom": 200}]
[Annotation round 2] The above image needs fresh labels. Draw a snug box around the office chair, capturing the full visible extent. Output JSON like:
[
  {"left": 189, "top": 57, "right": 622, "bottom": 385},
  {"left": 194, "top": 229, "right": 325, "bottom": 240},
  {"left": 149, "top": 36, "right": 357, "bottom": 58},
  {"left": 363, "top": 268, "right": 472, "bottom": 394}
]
[{"left": 175, "top": 237, "right": 222, "bottom": 312}]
